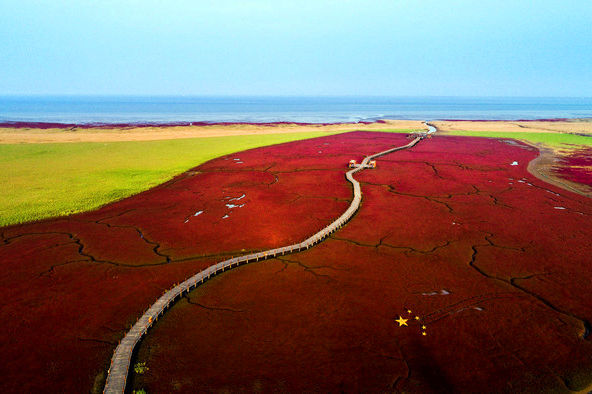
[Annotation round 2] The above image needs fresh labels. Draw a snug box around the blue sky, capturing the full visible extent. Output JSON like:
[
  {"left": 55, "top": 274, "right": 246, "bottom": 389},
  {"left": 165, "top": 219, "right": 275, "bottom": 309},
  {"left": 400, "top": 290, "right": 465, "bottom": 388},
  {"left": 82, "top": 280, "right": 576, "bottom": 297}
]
[{"left": 1, "top": 0, "right": 590, "bottom": 96}]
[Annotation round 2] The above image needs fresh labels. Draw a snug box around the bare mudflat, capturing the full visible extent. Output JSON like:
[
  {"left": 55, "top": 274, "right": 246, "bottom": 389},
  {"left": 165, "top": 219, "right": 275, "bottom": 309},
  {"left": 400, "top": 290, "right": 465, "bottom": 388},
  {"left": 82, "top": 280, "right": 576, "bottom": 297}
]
[{"left": 434, "top": 119, "right": 592, "bottom": 135}]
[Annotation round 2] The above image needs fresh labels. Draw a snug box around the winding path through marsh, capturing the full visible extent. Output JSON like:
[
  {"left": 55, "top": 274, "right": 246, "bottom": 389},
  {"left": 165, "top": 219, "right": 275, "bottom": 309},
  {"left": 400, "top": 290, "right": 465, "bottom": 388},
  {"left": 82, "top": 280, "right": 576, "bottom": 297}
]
[{"left": 103, "top": 126, "right": 433, "bottom": 393}]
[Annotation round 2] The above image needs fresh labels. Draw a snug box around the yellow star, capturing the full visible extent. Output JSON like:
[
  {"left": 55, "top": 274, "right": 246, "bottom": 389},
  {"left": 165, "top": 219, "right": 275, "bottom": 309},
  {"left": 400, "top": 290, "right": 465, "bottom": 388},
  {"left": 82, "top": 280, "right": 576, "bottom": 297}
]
[
  {"left": 415, "top": 316, "right": 420, "bottom": 320},
  {"left": 407, "top": 309, "right": 412, "bottom": 314},
  {"left": 421, "top": 325, "right": 427, "bottom": 330},
  {"left": 395, "top": 316, "right": 409, "bottom": 327},
  {"left": 422, "top": 332, "right": 427, "bottom": 336}
]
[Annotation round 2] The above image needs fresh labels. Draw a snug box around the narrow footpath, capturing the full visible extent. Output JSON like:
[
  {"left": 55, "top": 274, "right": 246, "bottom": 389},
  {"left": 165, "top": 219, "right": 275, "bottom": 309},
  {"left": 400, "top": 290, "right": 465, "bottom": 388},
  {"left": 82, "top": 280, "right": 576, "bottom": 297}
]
[{"left": 103, "top": 125, "right": 434, "bottom": 393}]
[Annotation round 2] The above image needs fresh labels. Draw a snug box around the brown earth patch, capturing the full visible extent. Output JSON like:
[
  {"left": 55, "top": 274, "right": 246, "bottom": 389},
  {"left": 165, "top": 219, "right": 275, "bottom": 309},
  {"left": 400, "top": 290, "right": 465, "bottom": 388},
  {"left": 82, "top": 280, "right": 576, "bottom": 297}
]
[{"left": 433, "top": 120, "right": 592, "bottom": 135}]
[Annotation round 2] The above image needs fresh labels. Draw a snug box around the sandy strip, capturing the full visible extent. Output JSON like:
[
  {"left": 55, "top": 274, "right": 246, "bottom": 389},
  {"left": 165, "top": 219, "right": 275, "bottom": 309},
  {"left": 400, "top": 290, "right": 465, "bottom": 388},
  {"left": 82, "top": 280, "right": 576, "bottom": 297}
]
[
  {"left": 2, "top": 119, "right": 591, "bottom": 144},
  {"left": 433, "top": 120, "right": 592, "bottom": 135},
  {"left": 0, "top": 120, "right": 425, "bottom": 144},
  {"left": 526, "top": 143, "right": 591, "bottom": 198}
]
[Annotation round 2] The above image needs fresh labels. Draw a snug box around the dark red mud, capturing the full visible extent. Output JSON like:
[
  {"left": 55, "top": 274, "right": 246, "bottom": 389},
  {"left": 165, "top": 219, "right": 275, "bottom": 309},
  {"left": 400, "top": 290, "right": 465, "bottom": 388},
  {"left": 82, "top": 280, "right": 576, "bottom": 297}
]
[
  {"left": 0, "top": 120, "right": 382, "bottom": 129},
  {"left": 130, "top": 134, "right": 592, "bottom": 393},
  {"left": 0, "top": 132, "right": 409, "bottom": 393},
  {"left": 553, "top": 147, "right": 592, "bottom": 189}
]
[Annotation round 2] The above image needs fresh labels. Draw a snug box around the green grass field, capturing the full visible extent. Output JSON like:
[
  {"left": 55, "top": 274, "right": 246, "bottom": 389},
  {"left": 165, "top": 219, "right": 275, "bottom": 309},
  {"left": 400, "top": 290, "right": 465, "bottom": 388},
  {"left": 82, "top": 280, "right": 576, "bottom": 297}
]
[
  {"left": 0, "top": 131, "right": 346, "bottom": 227},
  {"left": 2, "top": 127, "right": 588, "bottom": 228}
]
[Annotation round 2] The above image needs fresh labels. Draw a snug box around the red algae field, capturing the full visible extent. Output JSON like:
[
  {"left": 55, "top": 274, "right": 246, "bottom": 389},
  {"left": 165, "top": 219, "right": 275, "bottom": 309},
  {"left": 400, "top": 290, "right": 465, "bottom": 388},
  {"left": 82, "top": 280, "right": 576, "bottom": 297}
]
[
  {"left": 2, "top": 131, "right": 592, "bottom": 393},
  {"left": 0, "top": 132, "right": 407, "bottom": 393},
  {"left": 554, "top": 146, "right": 592, "bottom": 190},
  {"left": 129, "top": 133, "right": 592, "bottom": 393}
]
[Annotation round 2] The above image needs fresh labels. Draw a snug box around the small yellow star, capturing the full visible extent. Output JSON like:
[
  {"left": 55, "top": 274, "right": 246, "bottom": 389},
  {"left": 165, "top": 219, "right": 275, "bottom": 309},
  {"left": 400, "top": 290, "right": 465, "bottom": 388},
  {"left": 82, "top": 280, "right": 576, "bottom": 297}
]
[
  {"left": 407, "top": 309, "right": 412, "bottom": 314},
  {"left": 421, "top": 325, "right": 427, "bottom": 330},
  {"left": 422, "top": 332, "right": 427, "bottom": 336},
  {"left": 415, "top": 316, "right": 420, "bottom": 320},
  {"left": 395, "top": 316, "right": 409, "bottom": 327}
]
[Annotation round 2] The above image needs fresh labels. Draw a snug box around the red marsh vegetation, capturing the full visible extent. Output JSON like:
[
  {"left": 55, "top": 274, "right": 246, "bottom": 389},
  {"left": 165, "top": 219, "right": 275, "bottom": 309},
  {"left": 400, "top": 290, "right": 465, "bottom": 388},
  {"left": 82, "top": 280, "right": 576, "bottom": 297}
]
[
  {"left": 0, "top": 132, "right": 409, "bottom": 393},
  {"left": 129, "top": 134, "right": 592, "bottom": 393},
  {"left": 553, "top": 146, "right": 592, "bottom": 189}
]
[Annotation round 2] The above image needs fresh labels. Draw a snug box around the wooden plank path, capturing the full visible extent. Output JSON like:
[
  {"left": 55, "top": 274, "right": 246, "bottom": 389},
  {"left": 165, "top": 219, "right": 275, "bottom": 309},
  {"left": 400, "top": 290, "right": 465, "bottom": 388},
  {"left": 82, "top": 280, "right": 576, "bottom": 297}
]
[{"left": 103, "top": 132, "right": 427, "bottom": 393}]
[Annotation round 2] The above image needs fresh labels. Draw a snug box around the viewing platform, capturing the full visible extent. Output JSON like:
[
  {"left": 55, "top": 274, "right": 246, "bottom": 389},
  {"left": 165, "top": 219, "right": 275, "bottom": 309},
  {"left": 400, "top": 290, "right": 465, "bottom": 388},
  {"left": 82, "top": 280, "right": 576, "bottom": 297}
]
[{"left": 348, "top": 159, "right": 376, "bottom": 169}]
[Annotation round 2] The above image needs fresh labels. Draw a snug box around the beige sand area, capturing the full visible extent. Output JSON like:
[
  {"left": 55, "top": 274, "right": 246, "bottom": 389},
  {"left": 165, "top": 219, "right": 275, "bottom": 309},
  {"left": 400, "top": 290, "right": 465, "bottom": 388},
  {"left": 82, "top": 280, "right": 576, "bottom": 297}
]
[
  {"left": 433, "top": 119, "right": 592, "bottom": 135},
  {"left": 2, "top": 119, "right": 591, "bottom": 144},
  {"left": 0, "top": 120, "right": 425, "bottom": 144}
]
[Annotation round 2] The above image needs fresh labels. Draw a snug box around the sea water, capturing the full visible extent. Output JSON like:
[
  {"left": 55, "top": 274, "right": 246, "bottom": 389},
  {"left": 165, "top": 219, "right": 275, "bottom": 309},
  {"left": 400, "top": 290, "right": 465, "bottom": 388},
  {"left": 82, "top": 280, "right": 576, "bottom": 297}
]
[{"left": 0, "top": 96, "right": 590, "bottom": 124}]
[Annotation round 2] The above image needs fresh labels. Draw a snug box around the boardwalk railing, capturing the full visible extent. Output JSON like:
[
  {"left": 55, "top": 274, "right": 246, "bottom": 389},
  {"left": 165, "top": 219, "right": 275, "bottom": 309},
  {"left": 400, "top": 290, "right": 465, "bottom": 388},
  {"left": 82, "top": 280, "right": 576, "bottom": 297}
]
[{"left": 103, "top": 135, "right": 424, "bottom": 394}]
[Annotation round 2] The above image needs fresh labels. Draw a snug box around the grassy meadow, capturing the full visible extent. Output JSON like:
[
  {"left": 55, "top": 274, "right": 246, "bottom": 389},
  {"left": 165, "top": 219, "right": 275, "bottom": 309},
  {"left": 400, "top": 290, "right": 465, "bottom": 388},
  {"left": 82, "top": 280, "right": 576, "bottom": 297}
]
[
  {"left": 2, "top": 127, "right": 589, "bottom": 228},
  {"left": 0, "top": 131, "right": 344, "bottom": 227}
]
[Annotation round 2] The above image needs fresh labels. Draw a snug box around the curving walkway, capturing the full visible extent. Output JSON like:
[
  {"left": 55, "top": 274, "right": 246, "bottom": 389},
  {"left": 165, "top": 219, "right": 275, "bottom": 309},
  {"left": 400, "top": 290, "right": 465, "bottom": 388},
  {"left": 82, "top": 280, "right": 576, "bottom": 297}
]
[
  {"left": 103, "top": 129, "right": 430, "bottom": 393},
  {"left": 425, "top": 122, "right": 437, "bottom": 135}
]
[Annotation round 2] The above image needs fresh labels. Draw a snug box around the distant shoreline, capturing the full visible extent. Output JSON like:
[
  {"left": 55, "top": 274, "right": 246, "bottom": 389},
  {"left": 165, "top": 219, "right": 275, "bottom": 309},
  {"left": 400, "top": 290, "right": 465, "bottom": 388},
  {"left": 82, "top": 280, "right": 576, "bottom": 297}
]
[
  {"left": 1, "top": 119, "right": 590, "bottom": 145},
  {"left": 2, "top": 96, "right": 590, "bottom": 126},
  {"left": 0, "top": 118, "right": 590, "bottom": 130},
  {"left": 0, "top": 120, "right": 386, "bottom": 129}
]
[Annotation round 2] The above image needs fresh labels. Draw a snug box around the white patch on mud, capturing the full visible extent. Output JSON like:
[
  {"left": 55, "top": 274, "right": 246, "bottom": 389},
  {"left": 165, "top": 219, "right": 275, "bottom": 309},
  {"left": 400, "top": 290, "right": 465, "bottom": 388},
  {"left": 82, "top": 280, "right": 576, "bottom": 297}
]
[
  {"left": 228, "top": 194, "right": 246, "bottom": 202},
  {"left": 222, "top": 214, "right": 229, "bottom": 219},
  {"left": 184, "top": 210, "right": 204, "bottom": 223},
  {"left": 455, "top": 306, "right": 484, "bottom": 313},
  {"left": 511, "top": 161, "right": 518, "bottom": 166},
  {"left": 422, "top": 289, "right": 450, "bottom": 296},
  {"left": 225, "top": 203, "right": 245, "bottom": 209},
  {"left": 554, "top": 206, "right": 566, "bottom": 210}
]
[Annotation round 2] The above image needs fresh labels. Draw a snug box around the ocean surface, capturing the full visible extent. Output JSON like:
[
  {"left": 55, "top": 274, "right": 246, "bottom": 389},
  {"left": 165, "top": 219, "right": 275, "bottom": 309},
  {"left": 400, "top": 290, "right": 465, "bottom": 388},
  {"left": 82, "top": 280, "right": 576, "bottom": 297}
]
[{"left": 0, "top": 96, "right": 591, "bottom": 125}]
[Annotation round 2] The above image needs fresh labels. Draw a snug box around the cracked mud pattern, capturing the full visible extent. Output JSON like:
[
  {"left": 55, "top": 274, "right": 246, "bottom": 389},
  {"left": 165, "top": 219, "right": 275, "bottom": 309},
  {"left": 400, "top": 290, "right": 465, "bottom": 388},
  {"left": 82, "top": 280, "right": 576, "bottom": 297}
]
[
  {"left": 131, "top": 134, "right": 592, "bottom": 393},
  {"left": 0, "top": 132, "right": 407, "bottom": 393}
]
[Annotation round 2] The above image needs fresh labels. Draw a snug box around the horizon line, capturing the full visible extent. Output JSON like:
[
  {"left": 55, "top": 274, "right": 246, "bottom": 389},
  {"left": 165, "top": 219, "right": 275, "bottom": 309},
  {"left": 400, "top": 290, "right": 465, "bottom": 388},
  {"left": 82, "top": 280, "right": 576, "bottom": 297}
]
[{"left": 2, "top": 94, "right": 592, "bottom": 99}]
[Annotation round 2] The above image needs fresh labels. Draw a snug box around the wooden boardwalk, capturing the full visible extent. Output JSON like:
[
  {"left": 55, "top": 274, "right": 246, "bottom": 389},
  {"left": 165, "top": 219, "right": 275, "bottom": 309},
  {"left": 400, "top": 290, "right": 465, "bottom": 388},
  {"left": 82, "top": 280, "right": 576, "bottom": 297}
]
[{"left": 103, "top": 133, "right": 426, "bottom": 393}]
